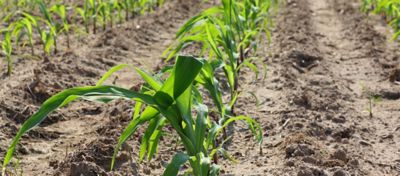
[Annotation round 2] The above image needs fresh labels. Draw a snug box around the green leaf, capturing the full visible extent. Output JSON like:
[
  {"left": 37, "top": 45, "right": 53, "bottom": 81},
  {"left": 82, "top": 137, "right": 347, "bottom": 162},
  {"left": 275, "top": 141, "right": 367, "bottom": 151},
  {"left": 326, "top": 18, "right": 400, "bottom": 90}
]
[
  {"left": 154, "top": 55, "right": 203, "bottom": 108},
  {"left": 172, "top": 56, "right": 204, "bottom": 98},
  {"left": 163, "top": 153, "right": 189, "bottom": 176},
  {"left": 147, "top": 117, "right": 166, "bottom": 160},
  {"left": 3, "top": 86, "right": 154, "bottom": 172},
  {"left": 96, "top": 64, "right": 131, "bottom": 86},
  {"left": 175, "top": 6, "right": 221, "bottom": 38},
  {"left": 111, "top": 106, "right": 159, "bottom": 170},
  {"left": 139, "top": 116, "right": 163, "bottom": 161},
  {"left": 135, "top": 68, "right": 162, "bottom": 90},
  {"left": 36, "top": 0, "right": 53, "bottom": 24},
  {"left": 210, "top": 164, "right": 220, "bottom": 176},
  {"left": 194, "top": 104, "right": 208, "bottom": 153}
]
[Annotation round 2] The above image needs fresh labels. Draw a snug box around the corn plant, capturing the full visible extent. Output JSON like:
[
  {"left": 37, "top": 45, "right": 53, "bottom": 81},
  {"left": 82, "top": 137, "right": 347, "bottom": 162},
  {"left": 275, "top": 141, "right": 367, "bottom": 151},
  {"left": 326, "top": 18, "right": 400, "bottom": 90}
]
[
  {"left": 8, "top": 21, "right": 24, "bottom": 52},
  {"left": 88, "top": 0, "right": 98, "bottom": 34},
  {"left": 122, "top": 0, "right": 134, "bottom": 21},
  {"left": 361, "top": 0, "right": 400, "bottom": 39},
  {"left": 19, "top": 14, "right": 37, "bottom": 55},
  {"left": 367, "top": 94, "right": 382, "bottom": 117},
  {"left": 114, "top": 0, "right": 125, "bottom": 24},
  {"left": 1, "top": 0, "right": 36, "bottom": 13},
  {"left": 1, "top": 31, "right": 13, "bottom": 75},
  {"left": 2, "top": 55, "right": 262, "bottom": 175},
  {"left": 38, "top": 29, "right": 54, "bottom": 56},
  {"left": 138, "top": 0, "right": 150, "bottom": 15},
  {"left": 75, "top": 0, "right": 98, "bottom": 34},
  {"left": 75, "top": 2, "right": 91, "bottom": 33},
  {"left": 164, "top": 0, "right": 274, "bottom": 124},
  {"left": 3, "top": 12, "right": 37, "bottom": 56},
  {"left": 17, "top": 0, "right": 36, "bottom": 10},
  {"left": 157, "top": 0, "right": 165, "bottom": 7},
  {"left": 97, "top": 0, "right": 110, "bottom": 31},
  {"left": 17, "top": 12, "right": 42, "bottom": 56},
  {"left": 51, "top": 4, "right": 71, "bottom": 49},
  {"left": 36, "top": 0, "right": 60, "bottom": 54},
  {"left": 107, "top": 0, "right": 121, "bottom": 28}
]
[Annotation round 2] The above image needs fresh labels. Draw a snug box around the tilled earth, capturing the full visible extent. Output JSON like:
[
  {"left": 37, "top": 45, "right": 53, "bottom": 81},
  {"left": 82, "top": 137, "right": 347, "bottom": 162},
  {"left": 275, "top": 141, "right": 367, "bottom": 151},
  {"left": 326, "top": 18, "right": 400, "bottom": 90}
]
[{"left": 0, "top": 0, "right": 399, "bottom": 175}]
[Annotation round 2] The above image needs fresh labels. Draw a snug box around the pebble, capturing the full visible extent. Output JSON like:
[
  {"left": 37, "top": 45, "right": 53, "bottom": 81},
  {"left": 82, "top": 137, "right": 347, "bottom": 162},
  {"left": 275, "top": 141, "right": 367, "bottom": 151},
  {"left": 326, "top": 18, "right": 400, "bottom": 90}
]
[
  {"left": 348, "top": 159, "right": 359, "bottom": 168},
  {"left": 286, "top": 159, "right": 295, "bottom": 167},
  {"left": 297, "top": 169, "right": 313, "bottom": 176},
  {"left": 332, "top": 149, "right": 348, "bottom": 162},
  {"left": 332, "top": 116, "right": 346, "bottom": 123},
  {"left": 333, "top": 169, "right": 349, "bottom": 176}
]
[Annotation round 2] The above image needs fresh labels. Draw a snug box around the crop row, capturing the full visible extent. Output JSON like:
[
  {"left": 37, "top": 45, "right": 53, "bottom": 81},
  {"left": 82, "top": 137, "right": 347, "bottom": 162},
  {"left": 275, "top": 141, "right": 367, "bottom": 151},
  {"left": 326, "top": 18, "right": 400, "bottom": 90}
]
[
  {"left": 1, "top": 0, "right": 277, "bottom": 175},
  {"left": 362, "top": 0, "right": 400, "bottom": 39},
  {"left": 0, "top": 0, "right": 163, "bottom": 75}
]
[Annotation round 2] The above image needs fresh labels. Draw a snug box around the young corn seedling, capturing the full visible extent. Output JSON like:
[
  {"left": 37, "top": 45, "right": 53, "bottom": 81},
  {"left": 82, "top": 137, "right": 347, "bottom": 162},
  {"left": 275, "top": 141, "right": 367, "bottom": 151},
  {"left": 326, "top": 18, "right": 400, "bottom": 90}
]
[
  {"left": 165, "top": 0, "right": 273, "bottom": 116},
  {"left": 9, "top": 21, "right": 24, "bottom": 53},
  {"left": 97, "top": 0, "right": 110, "bottom": 31},
  {"left": 162, "top": 1, "right": 275, "bottom": 147},
  {"left": 138, "top": 0, "right": 150, "bottom": 15},
  {"left": 19, "top": 12, "right": 53, "bottom": 57},
  {"left": 75, "top": 2, "right": 91, "bottom": 33},
  {"left": 107, "top": 0, "right": 120, "bottom": 28},
  {"left": 51, "top": 4, "right": 71, "bottom": 49},
  {"left": 360, "top": 83, "right": 382, "bottom": 118},
  {"left": 2, "top": 55, "right": 262, "bottom": 175},
  {"left": 115, "top": 0, "right": 125, "bottom": 24},
  {"left": 19, "top": 14, "right": 37, "bottom": 55},
  {"left": 1, "top": 31, "right": 13, "bottom": 75},
  {"left": 75, "top": 0, "right": 98, "bottom": 34},
  {"left": 122, "top": 0, "right": 134, "bottom": 21},
  {"left": 157, "top": 0, "right": 165, "bottom": 8},
  {"left": 361, "top": 0, "right": 400, "bottom": 39},
  {"left": 367, "top": 94, "right": 382, "bottom": 118},
  {"left": 87, "top": 0, "right": 98, "bottom": 34},
  {"left": 39, "top": 29, "right": 55, "bottom": 57},
  {"left": 37, "top": 0, "right": 60, "bottom": 54}
]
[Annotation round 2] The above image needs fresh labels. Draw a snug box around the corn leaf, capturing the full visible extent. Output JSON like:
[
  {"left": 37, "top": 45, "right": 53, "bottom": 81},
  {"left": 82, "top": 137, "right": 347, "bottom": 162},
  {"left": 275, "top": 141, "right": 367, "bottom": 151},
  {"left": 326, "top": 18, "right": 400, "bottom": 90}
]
[
  {"left": 3, "top": 86, "right": 155, "bottom": 172},
  {"left": 163, "top": 153, "right": 189, "bottom": 176}
]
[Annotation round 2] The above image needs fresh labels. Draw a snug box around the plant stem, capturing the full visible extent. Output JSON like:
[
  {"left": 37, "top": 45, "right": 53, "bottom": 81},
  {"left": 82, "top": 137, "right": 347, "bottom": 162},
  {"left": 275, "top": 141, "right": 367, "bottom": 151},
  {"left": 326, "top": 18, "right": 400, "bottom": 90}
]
[
  {"left": 67, "top": 33, "right": 70, "bottom": 49},
  {"left": 93, "top": 18, "right": 97, "bottom": 34},
  {"left": 7, "top": 56, "right": 12, "bottom": 76},
  {"left": 125, "top": 8, "right": 129, "bottom": 21},
  {"left": 103, "top": 16, "right": 106, "bottom": 31},
  {"left": 110, "top": 15, "right": 114, "bottom": 28},
  {"left": 54, "top": 38, "right": 58, "bottom": 54},
  {"left": 85, "top": 21, "right": 89, "bottom": 33},
  {"left": 30, "top": 43, "right": 35, "bottom": 55},
  {"left": 369, "top": 97, "right": 373, "bottom": 117}
]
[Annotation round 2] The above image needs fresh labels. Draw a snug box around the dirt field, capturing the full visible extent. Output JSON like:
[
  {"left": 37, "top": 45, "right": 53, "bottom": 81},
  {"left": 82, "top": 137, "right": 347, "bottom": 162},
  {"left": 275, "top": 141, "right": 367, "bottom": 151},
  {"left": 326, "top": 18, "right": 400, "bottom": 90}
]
[{"left": 0, "top": 0, "right": 399, "bottom": 175}]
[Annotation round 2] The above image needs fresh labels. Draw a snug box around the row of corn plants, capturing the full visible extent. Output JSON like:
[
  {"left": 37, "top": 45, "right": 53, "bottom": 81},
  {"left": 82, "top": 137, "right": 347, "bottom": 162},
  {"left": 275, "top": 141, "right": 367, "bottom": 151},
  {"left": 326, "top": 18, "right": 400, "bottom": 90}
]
[
  {"left": 0, "top": 0, "right": 163, "bottom": 75},
  {"left": 2, "top": 0, "right": 276, "bottom": 175},
  {"left": 1, "top": 56, "right": 262, "bottom": 175},
  {"left": 0, "top": 0, "right": 36, "bottom": 13},
  {"left": 362, "top": 0, "right": 400, "bottom": 39},
  {"left": 164, "top": 0, "right": 276, "bottom": 138}
]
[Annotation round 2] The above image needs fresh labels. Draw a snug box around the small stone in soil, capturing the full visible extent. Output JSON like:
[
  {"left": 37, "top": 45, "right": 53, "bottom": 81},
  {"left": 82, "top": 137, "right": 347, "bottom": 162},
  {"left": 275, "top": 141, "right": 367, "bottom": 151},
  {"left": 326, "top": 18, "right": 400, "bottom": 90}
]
[
  {"left": 286, "top": 144, "right": 315, "bottom": 157},
  {"left": 302, "top": 156, "right": 318, "bottom": 164},
  {"left": 143, "top": 167, "right": 151, "bottom": 175},
  {"left": 348, "top": 159, "right": 359, "bottom": 168},
  {"left": 333, "top": 169, "right": 349, "bottom": 176},
  {"left": 332, "top": 116, "right": 346, "bottom": 123},
  {"left": 297, "top": 169, "right": 313, "bottom": 176},
  {"left": 331, "top": 149, "right": 348, "bottom": 162},
  {"left": 286, "top": 159, "right": 295, "bottom": 167}
]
